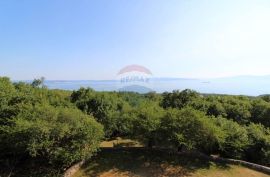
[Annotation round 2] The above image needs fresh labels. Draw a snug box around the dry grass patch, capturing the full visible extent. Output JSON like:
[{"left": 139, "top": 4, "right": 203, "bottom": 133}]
[
  {"left": 100, "top": 137, "right": 143, "bottom": 148},
  {"left": 73, "top": 148, "right": 269, "bottom": 177}
]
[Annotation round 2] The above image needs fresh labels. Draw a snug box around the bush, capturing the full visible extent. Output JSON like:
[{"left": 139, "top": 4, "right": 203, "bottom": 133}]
[
  {"left": 1, "top": 105, "right": 104, "bottom": 168},
  {"left": 71, "top": 88, "right": 129, "bottom": 137},
  {"left": 133, "top": 101, "right": 165, "bottom": 147},
  {"left": 214, "top": 117, "right": 249, "bottom": 158},
  {"left": 251, "top": 99, "right": 270, "bottom": 127},
  {"left": 220, "top": 96, "right": 252, "bottom": 124},
  {"left": 160, "top": 108, "right": 224, "bottom": 153},
  {"left": 245, "top": 123, "right": 270, "bottom": 165},
  {"left": 161, "top": 89, "right": 201, "bottom": 109}
]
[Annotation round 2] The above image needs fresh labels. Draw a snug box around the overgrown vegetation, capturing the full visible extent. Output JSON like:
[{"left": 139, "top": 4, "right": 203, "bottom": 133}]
[
  {"left": 1, "top": 76, "right": 270, "bottom": 176},
  {"left": 0, "top": 77, "right": 104, "bottom": 176}
]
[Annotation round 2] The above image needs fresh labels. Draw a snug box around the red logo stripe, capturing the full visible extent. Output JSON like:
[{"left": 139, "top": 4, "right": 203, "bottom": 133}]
[{"left": 118, "top": 65, "right": 152, "bottom": 75}]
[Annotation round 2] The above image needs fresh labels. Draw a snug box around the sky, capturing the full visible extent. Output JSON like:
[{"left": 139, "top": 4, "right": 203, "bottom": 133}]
[{"left": 0, "top": 0, "right": 270, "bottom": 80}]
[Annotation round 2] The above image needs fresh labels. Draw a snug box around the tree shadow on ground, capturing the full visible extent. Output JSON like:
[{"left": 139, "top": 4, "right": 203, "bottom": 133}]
[
  {"left": 80, "top": 148, "right": 231, "bottom": 177},
  {"left": 0, "top": 156, "right": 62, "bottom": 177}
]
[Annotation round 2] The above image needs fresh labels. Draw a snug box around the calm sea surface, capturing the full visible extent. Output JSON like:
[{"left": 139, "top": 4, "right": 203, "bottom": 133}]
[{"left": 33, "top": 77, "right": 270, "bottom": 96}]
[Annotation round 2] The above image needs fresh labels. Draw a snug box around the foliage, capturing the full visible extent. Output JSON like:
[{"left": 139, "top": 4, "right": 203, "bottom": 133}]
[
  {"left": 260, "top": 95, "right": 270, "bottom": 103},
  {"left": 161, "top": 89, "right": 201, "bottom": 109},
  {"left": 1, "top": 106, "right": 103, "bottom": 167},
  {"left": 214, "top": 117, "right": 249, "bottom": 158},
  {"left": 0, "top": 77, "right": 104, "bottom": 171},
  {"left": 206, "top": 97, "right": 227, "bottom": 117},
  {"left": 220, "top": 96, "right": 252, "bottom": 124},
  {"left": 71, "top": 88, "right": 131, "bottom": 137},
  {"left": 160, "top": 108, "right": 224, "bottom": 153},
  {"left": 251, "top": 99, "right": 270, "bottom": 127},
  {"left": 2, "top": 75, "right": 270, "bottom": 173},
  {"left": 31, "top": 77, "right": 46, "bottom": 88},
  {"left": 133, "top": 101, "right": 164, "bottom": 147},
  {"left": 245, "top": 123, "right": 270, "bottom": 165}
]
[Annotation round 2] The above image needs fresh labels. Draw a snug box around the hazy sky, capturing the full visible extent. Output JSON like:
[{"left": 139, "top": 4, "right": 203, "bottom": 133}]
[{"left": 0, "top": 0, "right": 270, "bottom": 80}]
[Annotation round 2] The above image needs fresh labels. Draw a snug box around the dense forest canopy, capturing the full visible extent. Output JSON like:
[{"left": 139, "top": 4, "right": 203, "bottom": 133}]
[{"left": 1, "top": 76, "right": 270, "bottom": 175}]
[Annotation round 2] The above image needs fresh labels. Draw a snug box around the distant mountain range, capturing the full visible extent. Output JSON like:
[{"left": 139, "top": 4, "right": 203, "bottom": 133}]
[{"left": 15, "top": 75, "right": 270, "bottom": 96}]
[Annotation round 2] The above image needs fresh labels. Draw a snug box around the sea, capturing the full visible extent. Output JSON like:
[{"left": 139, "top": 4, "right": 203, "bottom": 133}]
[{"left": 23, "top": 76, "right": 270, "bottom": 96}]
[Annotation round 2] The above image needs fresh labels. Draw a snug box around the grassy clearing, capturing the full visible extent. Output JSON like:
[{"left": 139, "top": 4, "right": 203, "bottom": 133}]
[
  {"left": 73, "top": 148, "right": 269, "bottom": 177},
  {"left": 100, "top": 137, "right": 144, "bottom": 148}
]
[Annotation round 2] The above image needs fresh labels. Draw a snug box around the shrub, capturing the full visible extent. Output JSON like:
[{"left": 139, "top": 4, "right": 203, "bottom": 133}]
[
  {"left": 251, "top": 99, "right": 270, "bottom": 127},
  {"left": 133, "top": 101, "right": 165, "bottom": 147},
  {"left": 245, "top": 123, "right": 270, "bottom": 165},
  {"left": 1, "top": 105, "right": 104, "bottom": 168},
  {"left": 160, "top": 108, "right": 224, "bottom": 153},
  {"left": 215, "top": 117, "right": 249, "bottom": 158}
]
